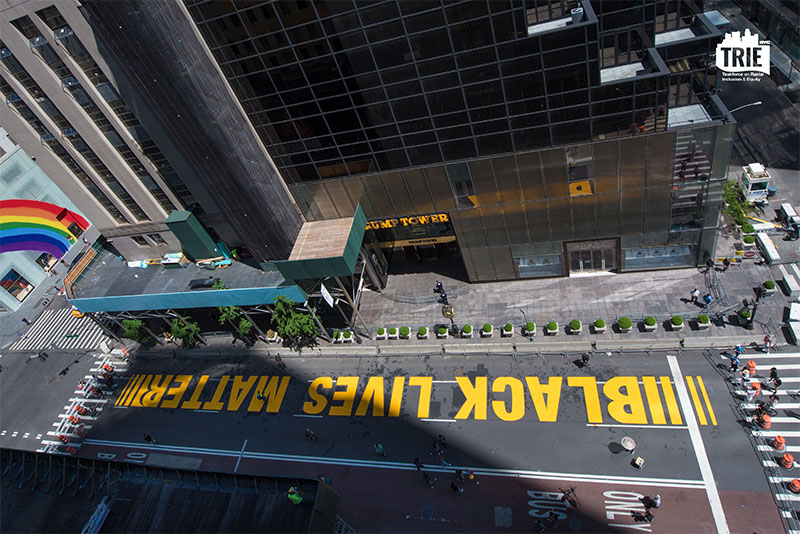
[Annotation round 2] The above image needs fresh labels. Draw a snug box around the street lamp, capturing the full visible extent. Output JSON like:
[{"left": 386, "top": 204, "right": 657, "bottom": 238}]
[
  {"left": 745, "top": 286, "right": 768, "bottom": 330},
  {"left": 728, "top": 101, "right": 762, "bottom": 113}
]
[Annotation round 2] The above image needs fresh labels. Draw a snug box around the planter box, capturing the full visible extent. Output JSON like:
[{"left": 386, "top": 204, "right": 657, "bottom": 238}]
[
  {"left": 342, "top": 334, "right": 353, "bottom": 343},
  {"left": 619, "top": 326, "right": 632, "bottom": 333},
  {"left": 764, "top": 287, "right": 777, "bottom": 296},
  {"left": 546, "top": 323, "right": 559, "bottom": 336},
  {"left": 671, "top": 323, "right": 684, "bottom": 331},
  {"left": 461, "top": 326, "right": 473, "bottom": 338},
  {"left": 594, "top": 325, "right": 606, "bottom": 334},
  {"left": 436, "top": 330, "right": 448, "bottom": 339},
  {"left": 387, "top": 330, "right": 398, "bottom": 340},
  {"left": 501, "top": 327, "right": 513, "bottom": 337},
  {"left": 399, "top": 332, "right": 410, "bottom": 340},
  {"left": 742, "top": 242, "right": 755, "bottom": 250},
  {"left": 696, "top": 321, "right": 710, "bottom": 330},
  {"left": 333, "top": 334, "right": 343, "bottom": 344},
  {"left": 376, "top": 330, "right": 387, "bottom": 340},
  {"left": 569, "top": 322, "right": 582, "bottom": 335},
  {"left": 481, "top": 326, "right": 494, "bottom": 338},
  {"left": 523, "top": 324, "right": 536, "bottom": 337},
  {"left": 266, "top": 331, "right": 279, "bottom": 343},
  {"left": 643, "top": 323, "right": 657, "bottom": 332},
  {"left": 417, "top": 328, "right": 429, "bottom": 340}
]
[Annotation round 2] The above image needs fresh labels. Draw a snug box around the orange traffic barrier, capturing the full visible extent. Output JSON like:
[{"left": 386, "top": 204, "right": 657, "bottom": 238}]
[
  {"left": 779, "top": 453, "right": 794, "bottom": 469},
  {"left": 772, "top": 436, "right": 786, "bottom": 451},
  {"left": 74, "top": 404, "right": 87, "bottom": 415},
  {"left": 103, "top": 363, "right": 114, "bottom": 372},
  {"left": 758, "top": 415, "right": 772, "bottom": 429},
  {"left": 789, "top": 479, "right": 800, "bottom": 494},
  {"left": 68, "top": 415, "right": 80, "bottom": 424},
  {"left": 75, "top": 425, "right": 87, "bottom": 438},
  {"left": 58, "top": 434, "right": 69, "bottom": 444},
  {"left": 751, "top": 382, "right": 761, "bottom": 396},
  {"left": 65, "top": 446, "right": 78, "bottom": 455},
  {"left": 746, "top": 360, "right": 757, "bottom": 374}
]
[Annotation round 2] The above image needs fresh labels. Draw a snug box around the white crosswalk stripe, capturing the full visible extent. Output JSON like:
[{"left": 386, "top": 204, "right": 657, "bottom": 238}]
[{"left": 9, "top": 309, "right": 111, "bottom": 351}]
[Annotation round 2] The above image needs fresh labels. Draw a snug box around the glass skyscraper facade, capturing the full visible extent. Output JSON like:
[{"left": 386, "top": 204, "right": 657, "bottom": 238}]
[{"left": 176, "top": 0, "right": 734, "bottom": 281}]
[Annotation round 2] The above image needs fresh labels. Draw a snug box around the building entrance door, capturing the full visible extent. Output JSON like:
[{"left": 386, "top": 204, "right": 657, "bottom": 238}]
[{"left": 566, "top": 239, "right": 617, "bottom": 274}]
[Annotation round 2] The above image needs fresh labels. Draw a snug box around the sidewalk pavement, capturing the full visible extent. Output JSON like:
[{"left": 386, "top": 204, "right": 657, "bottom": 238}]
[{"left": 136, "top": 258, "right": 794, "bottom": 359}]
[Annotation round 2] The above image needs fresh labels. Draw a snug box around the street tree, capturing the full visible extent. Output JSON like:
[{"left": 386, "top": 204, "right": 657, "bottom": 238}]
[
  {"left": 273, "top": 296, "right": 318, "bottom": 350},
  {"left": 170, "top": 316, "right": 201, "bottom": 347},
  {"left": 122, "top": 319, "right": 146, "bottom": 343}
]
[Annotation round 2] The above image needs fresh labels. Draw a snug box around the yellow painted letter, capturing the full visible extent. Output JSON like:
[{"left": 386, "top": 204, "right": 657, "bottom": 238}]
[
  {"left": 455, "top": 376, "right": 488, "bottom": 420},
  {"left": 388, "top": 377, "right": 405, "bottom": 417},
  {"left": 525, "top": 377, "right": 563, "bottom": 422},
  {"left": 408, "top": 377, "right": 433, "bottom": 418},
  {"left": 160, "top": 375, "right": 192, "bottom": 409},
  {"left": 355, "top": 376, "right": 385, "bottom": 416},
  {"left": 227, "top": 376, "right": 258, "bottom": 411},
  {"left": 491, "top": 377, "right": 524, "bottom": 421},
  {"left": 303, "top": 377, "right": 333, "bottom": 415},
  {"left": 141, "top": 375, "right": 173, "bottom": 408},
  {"left": 603, "top": 377, "right": 647, "bottom": 424},
  {"left": 567, "top": 376, "right": 603, "bottom": 423},
  {"left": 181, "top": 375, "right": 209, "bottom": 410},
  {"left": 202, "top": 376, "right": 230, "bottom": 411},
  {"left": 329, "top": 376, "right": 359, "bottom": 416}
]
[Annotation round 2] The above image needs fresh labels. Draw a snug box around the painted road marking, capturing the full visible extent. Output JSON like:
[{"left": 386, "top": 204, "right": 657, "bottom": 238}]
[
  {"left": 587, "top": 423, "right": 688, "bottom": 429},
  {"left": 110, "top": 373, "right": 713, "bottom": 425},
  {"left": 84, "top": 438, "right": 706, "bottom": 488},
  {"left": 753, "top": 430, "right": 800, "bottom": 438},
  {"left": 751, "top": 364, "right": 800, "bottom": 371},
  {"left": 421, "top": 418, "right": 457, "bottom": 423},
  {"left": 742, "top": 402, "right": 800, "bottom": 410},
  {"left": 760, "top": 444, "right": 800, "bottom": 453},
  {"left": 293, "top": 414, "right": 323, "bottom": 418},
  {"left": 747, "top": 416, "right": 800, "bottom": 424},
  {"left": 667, "top": 355, "right": 729, "bottom": 534},
  {"left": 733, "top": 352, "right": 800, "bottom": 359}
]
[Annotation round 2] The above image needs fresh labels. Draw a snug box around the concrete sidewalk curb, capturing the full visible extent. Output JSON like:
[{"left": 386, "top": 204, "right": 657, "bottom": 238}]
[{"left": 134, "top": 334, "right": 771, "bottom": 359}]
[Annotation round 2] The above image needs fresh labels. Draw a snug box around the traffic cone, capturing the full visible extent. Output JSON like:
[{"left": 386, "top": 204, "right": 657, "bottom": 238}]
[
  {"left": 758, "top": 415, "right": 772, "bottom": 429},
  {"left": 789, "top": 479, "right": 800, "bottom": 494},
  {"left": 65, "top": 446, "right": 78, "bottom": 455},
  {"left": 74, "top": 404, "right": 87, "bottom": 415},
  {"left": 771, "top": 436, "right": 786, "bottom": 451},
  {"left": 58, "top": 434, "right": 69, "bottom": 444},
  {"left": 746, "top": 360, "right": 757, "bottom": 374},
  {"left": 68, "top": 415, "right": 80, "bottom": 425},
  {"left": 779, "top": 453, "right": 794, "bottom": 470}
]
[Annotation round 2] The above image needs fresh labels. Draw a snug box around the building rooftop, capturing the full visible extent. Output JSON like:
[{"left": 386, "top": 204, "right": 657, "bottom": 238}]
[
  {"left": 654, "top": 28, "right": 697, "bottom": 46},
  {"left": 667, "top": 104, "right": 712, "bottom": 129},
  {"left": 600, "top": 62, "right": 645, "bottom": 83},
  {"left": 68, "top": 248, "right": 306, "bottom": 312},
  {"left": 289, "top": 217, "right": 355, "bottom": 261}
]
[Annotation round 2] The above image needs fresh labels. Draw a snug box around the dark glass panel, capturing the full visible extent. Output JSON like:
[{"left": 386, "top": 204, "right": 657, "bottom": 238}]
[
  {"left": 571, "top": 195, "right": 596, "bottom": 240},
  {"left": 358, "top": 2, "right": 400, "bottom": 26},
  {"left": 462, "top": 63, "right": 499, "bottom": 85},
  {"left": 552, "top": 121, "right": 591, "bottom": 145},
  {"left": 366, "top": 20, "right": 404, "bottom": 43},
  {"left": 510, "top": 111, "right": 547, "bottom": 129},
  {"left": 541, "top": 149, "right": 569, "bottom": 198},
  {"left": 390, "top": 96, "right": 429, "bottom": 120},
  {"left": 424, "top": 165, "right": 456, "bottom": 211},
  {"left": 543, "top": 45, "right": 587, "bottom": 69},
  {"left": 516, "top": 152, "right": 545, "bottom": 201},
  {"left": 441, "top": 140, "right": 477, "bottom": 160},
  {"left": 398, "top": 118, "right": 433, "bottom": 134},
  {"left": 450, "top": 19, "right": 493, "bottom": 52},
  {"left": 321, "top": 11, "right": 360, "bottom": 34},
  {"left": 594, "top": 140, "right": 619, "bottom": 194},
  {"left": 492, "top": 155, "right": 522, "bottom": 204},
  {"left": 385, "top": 80, "right": 422, "bottom": 99},
  {"left": 283, "top": 87, "right": 314, "bottom": 106},
  {"left": 433, "top": 112, "right": 469, "bottom": 128},
  {"left": 503, "top": 202, "right": 530, "bottom": 245},
  {"left": 312, "top": 79, "right": 348, "bottom": 99},
  {"left": 550, "top": 105, "right": 590, "bottom": 124},
  {"left": 363, "top": 174, "right": 395, "bottom": 214},
  {"left": 458, "top": 208, "right": 488, "bottom": 248},
  {"left": 525, "top": 200, "right": 550, "bottom": 241},
  {"left": 422, "top": 73, "right": 460, "bottom": 92},
  {"left": 357, "top": 103, "right": 394, "bottom": 126},
  {"left": 456, "top": 47, "right": 497, "bottom": 69},
  {"left": 272, "top": 64, "right": 306, "bottom": 91},
  {"left": 468, "top": 159, "right": 498, "bottom": 207},
  {"left": 381, "top": 65, "right": 417, "bottom": 85},
  {"left": 595, "top": 192, "right": 620, "bottom": 237},
  {"left": 382, "top": 172, "right": 414, "bottom": 215},
  {"left": 337, "top": 48, "right": 376, "bottom": 76},
  {"left": 492, "top": 12, "right": 517, "bottom": 42},
  {"left": 347, "top": 73, "right": 381, "bottom": 91},
  {"left": 645, "top": 186, "right": 671, "bottom": 234},
  {"left": 426, "top": 89, "right": 466, "bottom": 115},
  {"left": 464, "top": 81, "right": 503, "bottom": 108},
  {"left": 437, "top": 125, "right": 472, "bottom": 141},
  {"left": 329, "top": 30, "right": 367, "bottom": 51},
  {"left": 375, "top": 149, "right": 410, "bottom": 170},
  {"left": 407, "top": 145, "right": 442, "bottom": 166},
  {"left": 505, "top": 76, "right": 544, "bottom": 103},
  {"left": 405, "top": 9, "right": 446, "bottom": 33},
  {"left": 446, "top": 1, "right": 489, "bottom": 23},
  {"left": 287, "top": 22, "right": 325, "bottom": 44},
  {"left": 646, "top": 133, "right": 674, "bottom": 187},
  {"left": 477, "top": 133, "right": 513, "bottom": 157},
  {"left": 621, "top": 189, "right": 644, "bottom": 234},
  {"left": 404, "top": 131, "right": 437, "bottom": 146},
  {"left": 327, "top": 110, "right": 362, "bottom": 132},
  {"left": 513, "top": 127, "right": 551, "bottom": 152},
  {"left": 410, "top": 29, "right": 453, "bottom": 60},
  {"left": 470, "top": 105, "right": 505, "bottom": 122},
  {"left": 548, "top": 197, "right": 572, "bottom": 241},
  {"left": 481, "top": 206, "right": 509, "bottom": 246},
  {"left": 497, "top": 39, "right": 540, "bottom": 61},
  {"left": 324, "top": 180, "right": 356, "bottom": 217},
  {"left": 371, "top": 39, "right": 412, "bottom": 69},
  {"left": 403, "top": 169, "right": 436, "bottom": 213},
  {"left": 500, "top": 56, "right": 542, "bottom": 77},
  {"left": 545, "top": 65, "right": 588, "bottom": 94},
  {"left": 620, "top": 137, "right": 645, "bottom": 190},
  {"left": 417, "top": 56, "right": 456, "bottom": 77},
  {"left": 473, "top": 119, "right": 508, "bottom": 136}
]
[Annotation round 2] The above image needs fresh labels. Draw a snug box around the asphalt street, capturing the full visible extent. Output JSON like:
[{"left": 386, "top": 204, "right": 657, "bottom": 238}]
[{"left": 2, "top": 346, "right": 788, "bottom": 533}]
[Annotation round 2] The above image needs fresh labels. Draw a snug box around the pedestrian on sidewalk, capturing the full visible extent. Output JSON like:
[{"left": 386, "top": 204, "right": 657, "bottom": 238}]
[
  {"left": 450, "top": 481, "right": 464, "bottom": 495},
  {"left": 143, "top": 433, "right": 156, "bottom": 445},
  {"left": 643, "top": 494, "right": 661, "bottom": 509},
  {"left": 438, "top": 455, "right": 452, "bottom": 468},
  {"left": 722, "top": 258, "right": 731, "bottom": 272},
  {"left": 547, "top": 510, "right": 559, "bottom": 528},
  {"left": 704, "top": 258, "right": 715, "bottom": 272},
  {"left": 287, "top": 487, "right": 303, "bottom": 505},
  {"left": 772, "top": 378, "right": 782, "bottom": 394},
  {"left": 21, "top": 318, "right": 31, "bottom": 325},
  {"left": 535, "top": 520, "right": 546, "bottom": 533},
  {"left": 432, "top": 441, "right": 443, "bottom": 456},
  {"left": 436, "top": 434, "right": 447, "bottom": 449},
  {"left": 768, "top": 367, "right": 779, "bottom": 386},
  {"left": 413, "top": 458, "right": 424, "bottom": 471},
  {"left": 82, "top": 237, "right": 89, "bottom": 245},
  {"left": 702, "top": 294, "right": 712, "bottom": 307},
  {"left": 581, "top": 352, "right": 590, "bottom": 368},
  {"left": 422, "top": 472, "right": 436, "bottom": 489},
  {"left": 734, "top": 344, "right": 744, "bottom": 357},
  {"left": 764, "top": 335, "right": 775, "bottom": 354},
  {"left": 746, "top": 383, "right": 759, "bottom": 402},
  {"left": 690, "top": 288, "right": 700, "bottom": 304},
  {"left": 374, "top": 443, "right": 387, "bottom": 457},
  {"left": 729, "top": 353, "right": 740, "bottom": 373}
]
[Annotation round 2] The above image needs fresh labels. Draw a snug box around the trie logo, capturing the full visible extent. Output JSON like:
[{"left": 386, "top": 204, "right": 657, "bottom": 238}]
[{"left": 716, "top": 29, "right": 770, "bottom": 74}]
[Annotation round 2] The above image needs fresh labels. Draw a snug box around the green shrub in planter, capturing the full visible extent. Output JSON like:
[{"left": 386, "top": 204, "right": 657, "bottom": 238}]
[
  {"left": 504, "top": 323, "right": 512, "bottom": 332},
  {"left": 343, "top": 331, "right": 352, "bottom": 338},
  {"left": 738, "top": 309, "right": 751, "bottom": 319},
  {"left": 482, "top": 323, "right": 492, "bottom": 333},
  {"left": 418, "top": 326, "right": 427, "bottom": 336},
  {"left": 547, "top": 321, "right": 557, "bottom": 331},
  {"left": 399, "top": 326, "right": 410, "bottom": 337},
  {"left": 618, "top": 317, "right": 632, "bottom": 329},
  {"left": 437, "top": 327, "right": 447, "bottom": 335},
  {"left": 742, "top": 223, "right": 755, "bottom": 234},
  {"left": 671, "top": 315, "right": 684, "bottom": 326},
  {"left": 570, "top": 319, "right": 580, "bottom": 330},
  {"left": 462, "top": 324, "right": 472, "bottom": 334},
  {"left": 525, "top": 321, "right": 535, "bottom": 332},
  {"left": 743, "top": 235, "right": 755, "bottom": 244},
  {"left": 644, "top": 316, "right": 656, "bottom": 326},
  {"left": 388, "top": 327, "right": 397, "bottom": 336},
  {"left": 333, "top": 331, "right": 341, "bottom": 339},
  {"left": 697, "top": 314, "right": 709, "bottom": 324},
  {"left": 764, "top": 280, "right": 776, "bottom": 290},
  {"left": 595, "top": 319, "right": 605, "bottom": 328},
  {"left": 377, "top": 327, "right": 385, "bottom": 335}
]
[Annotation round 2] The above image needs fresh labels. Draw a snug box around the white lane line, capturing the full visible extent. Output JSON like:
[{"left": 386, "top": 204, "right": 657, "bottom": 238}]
[
  {"left": 746, "top": 416, "right": 800, "bottom": 424},
  {"left": 233, "top": 438, "right": 247, "bottom": 474},
  {"left": 732, "top": 353, "right": 800, "bottom": 359},
  {"left": 776, "top": 493, "right": 800, "bottom": 502},
  {"left": 432, "top": 380, "right": 458, "bottom": 383},
  {"left": 753, "top": 430, "right": 800, "bottom": 438},
  {"left": 421, "top": 418, "right": 457, "bottom": 423},
  {"left": 193, "top": 409, "right": 218, "bottom": 413},
  {"left": 587, "top": 423, "right": 687, "bottom": 429},
  {"left": 293, "top": 414, "right": 323, "bottom": 418},
  {"left": 735, "top": 390, "right": 794, "bottom": 396},
  {"left": 596, "top": 381, "right": 673, "bottom": 385},
  {"left": 667, "top": 355, "right": 729, "bottom": 534},
  {"left": 83, "top": 438, "right": 706, "bottom": 488},
  {"left": 752, "top": 364, "right": 800, "bottom": 371}
]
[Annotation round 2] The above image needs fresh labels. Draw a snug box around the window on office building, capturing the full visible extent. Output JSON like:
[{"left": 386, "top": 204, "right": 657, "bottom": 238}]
[
  {"left": 147, "top": 233, "right": 167, "bottom": 246},
  {"left": 445, "top": 162, "right": 476, "bottom": 208},
  {"left": 1, "top": 269, "right": 34, "bottom": 302},
  {"left": 130, "top": 236, "right": 149, "bottom": 246},
  {"left": 566, "top": 144, "right": 594, "bottom": 197}
]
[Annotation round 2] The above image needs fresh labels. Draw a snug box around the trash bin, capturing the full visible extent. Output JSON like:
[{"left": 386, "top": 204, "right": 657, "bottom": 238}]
[{"left": 768, "top": 185, "right": 777, "bottom": 198}]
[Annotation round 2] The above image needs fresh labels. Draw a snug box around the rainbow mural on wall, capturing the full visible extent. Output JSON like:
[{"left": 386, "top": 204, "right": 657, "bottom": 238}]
[{"left": 0, "top": 199, "right": 89, "bottom": 258}]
